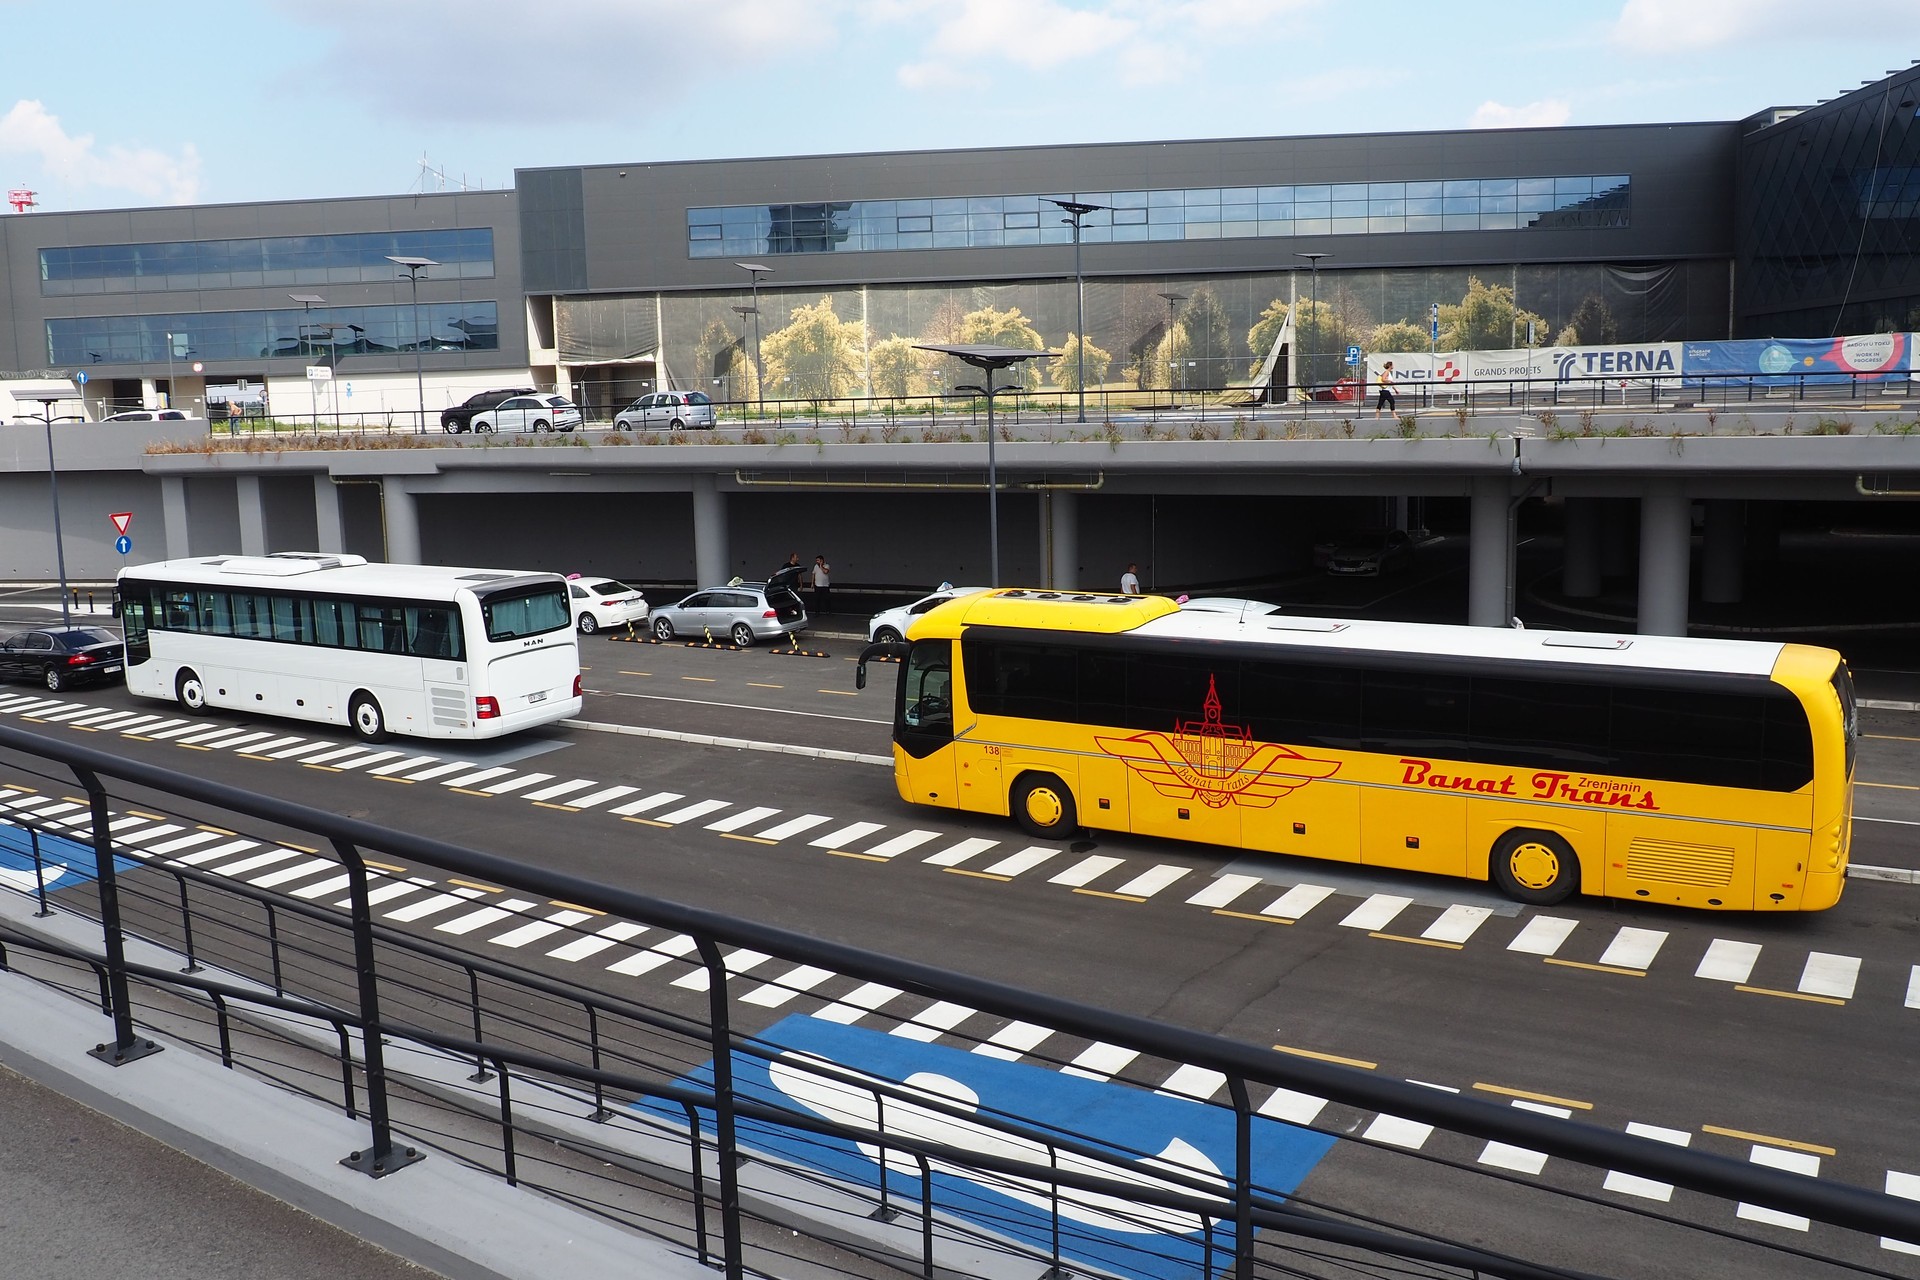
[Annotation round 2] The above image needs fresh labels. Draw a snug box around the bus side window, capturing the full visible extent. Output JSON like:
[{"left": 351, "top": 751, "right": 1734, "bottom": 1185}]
[
  {"left": 408, "top": 606, "right": 455, "bottom": 660},
  {"left": 164, "top": 590, "right": 196, "bottom": 631}
]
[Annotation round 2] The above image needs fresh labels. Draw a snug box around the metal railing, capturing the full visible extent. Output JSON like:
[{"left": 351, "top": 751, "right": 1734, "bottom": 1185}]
[{"left": 3, "top": 720, "right": 1918, "bottom": 1280}]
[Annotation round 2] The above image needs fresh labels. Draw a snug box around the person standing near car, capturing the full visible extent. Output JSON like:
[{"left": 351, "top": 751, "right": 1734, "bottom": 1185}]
[
  {"left": 775, "top": 551, "right": 801, "bottom": 578},
  {"left": 1374, "top": 361, "right": 1397, "bottom": 419},
  {"left": 1120, "top": 563, "right": 1141, "bottom": 595},
  {"left": 811, "top": 554, "right": 833, "bottom": 615}
]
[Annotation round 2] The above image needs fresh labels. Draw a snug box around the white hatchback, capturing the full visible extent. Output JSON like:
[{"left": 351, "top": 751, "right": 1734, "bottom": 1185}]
[
  {"left": 568, "top": 577, "right": 649, "bottom": 634},
  {"left": 867, "top": 585, "right": 989, "bottom": 644}
]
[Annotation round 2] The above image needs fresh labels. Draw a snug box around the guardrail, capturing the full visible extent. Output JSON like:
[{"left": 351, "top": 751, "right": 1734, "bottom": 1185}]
[{"left": 3, "top": 720, "right": 1918, "bottom": 1280}]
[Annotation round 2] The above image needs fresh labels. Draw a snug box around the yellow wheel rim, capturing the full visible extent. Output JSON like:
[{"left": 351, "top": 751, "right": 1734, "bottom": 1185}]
[
  {"left": 1508, "top": 841, "right": 1561, "bottom": 891},
  {"left": 1024, "top": 787, "right": 1064, "bottom": 829}
]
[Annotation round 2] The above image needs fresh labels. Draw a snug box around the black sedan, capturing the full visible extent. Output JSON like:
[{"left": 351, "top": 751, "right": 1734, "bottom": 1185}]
[{"left": 0, "top": 626, "right": 127, "bottom": 692}]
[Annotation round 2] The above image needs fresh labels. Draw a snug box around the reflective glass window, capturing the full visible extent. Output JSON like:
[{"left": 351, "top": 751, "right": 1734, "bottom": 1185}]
[
  {"left": 1330, "top": 183, "right": 1368, "bottom": 202},
  {"left": 39, "top": 228, "right": 495, "bottom": 295}
]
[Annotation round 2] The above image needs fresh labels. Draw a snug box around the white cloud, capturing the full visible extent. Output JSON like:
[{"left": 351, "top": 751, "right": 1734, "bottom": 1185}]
[
  {"left": 1470, "top": 99, "right": 1573, "bottom": 129},
  {"left": 0, "top": 100, "right": 201, "bottom": 205},
  {"left": 1611, "top": 0, "right": 1920, "bottom": 51}
]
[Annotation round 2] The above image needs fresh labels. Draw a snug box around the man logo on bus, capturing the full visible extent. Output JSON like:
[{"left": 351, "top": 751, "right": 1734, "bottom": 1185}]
[{"left": 1096, "top": 676, "right": 1339, "bottom": 808}]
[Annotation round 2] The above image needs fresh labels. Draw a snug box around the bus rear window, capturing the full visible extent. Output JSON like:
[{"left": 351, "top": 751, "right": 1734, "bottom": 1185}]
[{"left": 481, "top": 585, "right": 570, "bottom": 641}]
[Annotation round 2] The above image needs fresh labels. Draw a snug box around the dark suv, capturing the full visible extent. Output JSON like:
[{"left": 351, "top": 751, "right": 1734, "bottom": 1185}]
[{"left": 441, "top": 387, "right": 536, "bottom": 433}]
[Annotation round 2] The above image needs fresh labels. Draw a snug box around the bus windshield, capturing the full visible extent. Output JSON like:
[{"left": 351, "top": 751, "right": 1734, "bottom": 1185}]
[{"left": 480, "top": 585, "right": 570, "bottom": 641}]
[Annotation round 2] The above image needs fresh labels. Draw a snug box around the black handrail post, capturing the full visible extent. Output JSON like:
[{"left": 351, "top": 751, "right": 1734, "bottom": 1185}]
[
  {"left": 681, "top": 1100, "right": 711, "bottom": 1265},
  {"left": 1229, "top": 1076, "right": 1255, "bottom": 1280},
  {"left": 466, "top": 967, "right": 493, "bottom": 1083},
  {"left": 586, "top": 1003, "right": 613, "bottom": 1122},
  {"left": 177, "top": 876, "right": 202, "bottom": 973},
  {"left": 332, "top": 836, "right": 424, "bottom": 1178},
  {"left": 28, "top": 825, "right": 53, "bottom": 917},
  {"left": 1040, "top": 1143, "right": 1069, "bottom": 1280},
  {"left": 494, "top": 1056, "right": 518, "bottom": 1186},
  {"left": 75, "top": 766, "right": 161, "bottom": 1067},
  {"left": 870, "top": 1089, "right": 900, "bottom": 1222},
  {"left": 916, "top": 1154, "right": 934, "bottom": 1279},
  {"left": 694, "top": 936, "right": 745, "bottom": 1280}
]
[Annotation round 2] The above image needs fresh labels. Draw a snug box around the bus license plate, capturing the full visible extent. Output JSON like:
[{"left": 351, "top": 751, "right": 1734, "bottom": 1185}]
[{"left": 527, "top": 690, "right": 547, "bottom": 703}]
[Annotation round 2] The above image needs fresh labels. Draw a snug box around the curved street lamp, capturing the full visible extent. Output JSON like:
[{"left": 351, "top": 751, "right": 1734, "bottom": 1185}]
[
  {"left": 385, "top": 256, "right": 438, "bottom": 433},
  {"left": 1048, "top": 198, "right": 1107, "bottom": 423},
  {"left": 735, "top": 262, "right": 773, "bottom": 417}
]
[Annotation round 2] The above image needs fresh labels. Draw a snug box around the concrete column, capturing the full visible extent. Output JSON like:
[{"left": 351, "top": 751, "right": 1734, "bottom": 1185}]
[
  {"left": 140, "top": 377, "right": 158, "bottom": 410},
  {"left": 1700, "top": 499, "right": 1745, "bottom": 605},
  {"left": 1636, "top": 482, "right": 1691, "bottom": 636},
  {"left": 1561, "top": 498, "right": 1603, "bottom": 598},
  {"left": 235, "top": 475, "right": 267, "bottom": 556},
  {"left": 161, "top": 477, "right": 190, "bottom": 560},
  {"left": 313, "top": 476, "right": 345, "bottom": 553},
  {"left": 1391, "top": 495, "right": 1409, "bottom": 531},
  {"left": 691, "top": 474, "right": 727, "bottom": 588},
  {"left": 382, "top": 480, "right": 421, "bottom": 564},
  {"left": 1045, "top": 491, "right": 1079, "bottom": 591},
  {"left": 1600, "top": 498, "right": 1635, "bottom": 579},
  {"left": 1468, "top": 476, "right": 1510, "bottom": 627}
]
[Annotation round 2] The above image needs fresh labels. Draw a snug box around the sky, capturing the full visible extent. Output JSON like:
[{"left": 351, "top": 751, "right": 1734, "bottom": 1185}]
[{"left": 1, "top": 0, "right": 1917, "bottom": 213}]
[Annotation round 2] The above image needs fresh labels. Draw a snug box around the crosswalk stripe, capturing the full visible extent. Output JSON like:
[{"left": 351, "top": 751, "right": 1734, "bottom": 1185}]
[
  {"left": 1737, "top": 1146, "right": 1819, "bottom": 1230},
  {"left": 814, "top": 981, "right": 904, "bottom": 1024},
  {"left": 892, "top": 1001, "right": 976, "bottom": 1042},
  {"left": 1340, "top": 893, "right": 1412, "bottom": 931},
  {"left": 1696, "top": 939, "right": 1762, "bottom": 983},
  {"left": 1114, "top": 865, "right": 1191, "bottom": 898},
  {"left": 250, "top": 858, "right": 338, "bottom": 889},
  {"left": 482, "top": 772, "right": 553, "bottom": 796},
  {"left": 146, "top": 831, "right": 229, "bottom": 857},
  {"left": 385, "top": 887, "right": 485, "bottom": 922},
  {"left": 1061, "top": 1042, "right": 1138, "bottom": 1081},
  {"left": 437, "top": 899, "right": 539, "bottom": 935},
  {"left": 741, "top": 964, "right": 836, "bottom": 1008},
  {"left": 441, "top": 766, "right": 512, "bottom": 788},
  {"left": 974, "top": 1021, "right": 1054, "bottom": 1061},
  {"left": 176, "top": 726, "right": 254, "bottom": 746},
  {"left": 269, "top": 741, "right": 332, "bottom": 760},
  {"left": 122, "top": 717, "right": 187, "bottom": 735},
  {"left": 206, "top": 732, "right": 277, "bottom": 752},
  {"left": 1363, "top": 1082, "right": 1457, "bottom": 1150},
  {"left": 63, "top": 708, "right": 135, "bottom": 727},
  {"left": 86, "top": 712, "right": 159, "bottom": 731},
  {"left": 1050, "top": 854, "right": 1123, "bottom": 887},
  {"left": 1507, "top": 916, "right": 1578, "bottom": 956},
  {"left": 810, "top": 820, "right": 884, "bottom": 848},
  {"left": 1186, "top": 873, "right": 1263, "bottom": 908},
  {"left": 1423, "top": 904, "right": 1492, "bottom": 944},
  {"left": 1256, "top": 1087, "right": 1327, "bottom": 1126},
  {"left": 0, "top": 695, "right": 45, "bottom": 710},
  {"left": 291, "top": 874, "right": 353, "bottom": 900},
  {"left": 981, "top": 847, "right": 1058, "bottom": 878},
  {"left": 1882, "top": 1171, "right": 1920, "bottom": 1255},
  {"left": 238, "top": 735, "right": 305, "bottom": 755},
  {"left": 1157, "top": 1065, "right": 1226, "bottom": 1102},
  {"left": 490, "top": 910, "right": 594, "bottom": 948},
  {"left": 565, "top": 785, "right": 640, "bottom": 810},
  {"left": 856, "top": 829, "right": 941, "bottom": 859},
  {"left": 304, "top": 745, "right": 375, "bottom": 766},
  {"left": 1799, "top": 952, "right": 1860, "bottom": 1000},
  {"left": 1478, "top": 1100, "right": 1571, "bottom": 1174},
  {"left": 170, "top": 839, "right": 260, "bottom": 867},
  {"left": 399, "top": 760, "right": 475, "bottom": 782},
  {"left": 114, "top": 824, "right": 185, "bottom": 846},
  {"left": 607, "top": 933, "right": 698, "bottom": 977},
  {"left": 1603, "top": 1123, "right": 1690, "bottom": 1201},
  {"left": 673, "top": 949, "right": 774, "bottom": 991},
  {"left": 523, "top": 779, "right": 596, "bottom": 803},
  {"left": 31, "top": 704, "right": 99, "bottom": 722},
  {"left": 332, "top": 750, "right": 405, "bottom": 772},
  {"left": 1907, "top": 967, "right": 1920, "bottom": 1011},
  {"left": 1598, "top": 927, "right": 1667, "bottom": 971},
  {"left": 924, "top": 837, "right": 997, "bottom": 867},
  {"left": 547, "top": 921, "right": 646, "bottom": 962},
  {"left": 609, "top": 791, "right": 685, "bottom": 817},
  {"left": 348, "top": 878, "right": 435, "bottom": 909},
  {"left": 751, "top": 813, "right": 832, "bottom": 841},
  {"left": 366, "top": 754, "right": 438, "bottom": 776},
  {"left": 1262, "top": 883, "right": 1335, "bottom": 920},
  {"left": 705, "top": 806, "right": 780, "bottom": 833},
  {"left": 210, "top": 848, "right": 304, "bottom": 877},
  {"left": 658, "top": 798, "right": 730, "bottom": 824},
  {"left": 147, "top": 723, "right": 214, "bottom": 740}
]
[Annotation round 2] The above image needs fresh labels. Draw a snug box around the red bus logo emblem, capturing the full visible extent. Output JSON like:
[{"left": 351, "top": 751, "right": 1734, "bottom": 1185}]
[{"left": 1096, "top": 676, "right": 1340, "bottom": 808}]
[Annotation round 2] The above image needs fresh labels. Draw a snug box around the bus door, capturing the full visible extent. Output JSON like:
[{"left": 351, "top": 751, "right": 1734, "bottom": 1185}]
[{"left": 896, "top": 640, "right": 960, "bottom": 809}]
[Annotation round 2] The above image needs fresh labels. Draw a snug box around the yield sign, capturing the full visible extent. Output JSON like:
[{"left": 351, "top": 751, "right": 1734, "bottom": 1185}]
[{"left": 109, "top": 512, "right": 132, "bottom": 536}]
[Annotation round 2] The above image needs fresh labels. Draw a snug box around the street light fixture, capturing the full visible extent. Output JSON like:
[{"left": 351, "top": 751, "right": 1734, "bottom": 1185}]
[
  {"left": 22, "top": 393, "right": 83, "bottom": 627},
  {"left": 1293, "top": 252, "right": 1328, "bottom": 399},
  {"left": 289, "top": 293, "right": 326, "bottom": 428},
  {"left": 735, "top": 262, "right": 773, "bottom": 417},
  {"left": 1047, "top": 198, "right": 1107, "bottom": 423},
  {"left": 385, "top": 256, "right": 438, "bottom": 433},
  {"left": 915, "top": 343, "right": 1057, "bottom": 588},
  {"left": 1156, "top": 292, "right": 1187, "bottom": 395}
]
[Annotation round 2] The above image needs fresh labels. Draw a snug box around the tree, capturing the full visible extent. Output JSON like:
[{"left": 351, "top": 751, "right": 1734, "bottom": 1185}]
[
  {"left": 761, "top": 296, "right": 866, "bottom": 400},
  {"left": 1437, "top": 276, "right": 1549, "bottom": 351},
  {"left": 1563, "top": 294, "right": 1619, "bottom": 346},
  {"left": 1049, "top": 333, "right": 1113, "bottom": 392},
  {"left": 1369, "top": 320, "right": 1429, "bottom": 353},
  {"left": 1175, "top": 286, "right": 1236, "bottom": 388},
  {"left": 869, "top": 335, "right": 924, "bottom": 397},
  {"left": 957, "top": 304, "right": 1046, "bottom": 389}
]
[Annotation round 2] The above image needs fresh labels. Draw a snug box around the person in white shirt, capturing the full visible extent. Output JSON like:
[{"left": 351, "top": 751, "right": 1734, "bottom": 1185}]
[
  {"left": 811, "top": 554, "right": 832, "bottom": 614},
  {"left": 1120, "top": 563, "right": 1141, "bottom": 594}
]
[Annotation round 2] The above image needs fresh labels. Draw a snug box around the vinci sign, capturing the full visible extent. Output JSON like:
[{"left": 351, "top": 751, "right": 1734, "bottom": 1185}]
[{"left": 1366, "top": 342, "right": 1680, "bottom": 391}]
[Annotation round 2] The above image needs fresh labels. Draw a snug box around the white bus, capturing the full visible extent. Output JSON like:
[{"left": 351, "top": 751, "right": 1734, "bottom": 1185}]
[{"left": 115, "top": 552, "right": 582, "bottom": 741}]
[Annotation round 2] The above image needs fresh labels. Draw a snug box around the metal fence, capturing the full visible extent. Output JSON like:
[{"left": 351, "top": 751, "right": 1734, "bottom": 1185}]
[{"left": 2, "top": 720, "right": 1917, "bottom": 1280}]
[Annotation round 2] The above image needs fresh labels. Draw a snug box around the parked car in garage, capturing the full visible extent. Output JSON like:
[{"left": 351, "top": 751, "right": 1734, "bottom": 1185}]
[
  {"left": 615, "top": 390, "right": 717, "bottom": 432},
  {"left": 866, "top": 585, "right": 989, "bottom": 644},
  {"left": 440, "top": 387, "right": 536, "bottom": 433},
  {"left": 649, "top": 566, "right": 807, "bottom": 647},
  {"left": 568, "top": 577, "right": 648, "bottom": 634},
  {"left": 1323, "top": 528, "right": 1416, "bottom": 576},
  {"left": 0, "top": 625, "right": 126, "bottom": 691}
]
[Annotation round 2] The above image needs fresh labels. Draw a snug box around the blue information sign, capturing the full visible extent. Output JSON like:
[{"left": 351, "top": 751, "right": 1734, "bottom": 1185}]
[
  {"left": 1344, "top": 345, "right": 1361, "bottom": 366},
  {"left": 75, "top": 370, "right": 89, "bottom": 385},
  {"left": 115, "top": 534, "right": 132, "bottom": 555}
]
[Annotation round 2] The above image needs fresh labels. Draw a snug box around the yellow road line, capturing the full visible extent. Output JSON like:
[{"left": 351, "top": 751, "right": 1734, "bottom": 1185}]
[
  {"left": 366, "top": 859, "right": 407, "bottom": 873},
  {"left": 747, "top": 682, "right": 782, "bottom": 689},
  {"left": 1858, "top": 780, "right": 1920, "bottom": 791},
  {"left": 1473, "top": 1082, "right": 1594, "bottom": 1110},
  {"left": 5, "top": 785, "right": 38, "bottom": 793},
  {"left": 1865, "top": 733, "right": 1920, "bottom": 742},
  {"left": 622, "top": 816, "right": 668, "bottom": 827},
  {"left": 281, "top": 842, "right": 319, "bottom": 855},
  {"left": 180, "top": 743, "right": 213, "bottom": 751},
  {"left": 197, "top": 825, "right": 236, "bottom": 835},
  {"left": 618, "top": 670, "right": 651, "bottom": 677},
  {"left": 723, "top": 832, "right": 779, "bottom": 846},
  {"left": 124, "top": 735, "right": 156, "bottom": 741},
  {"left": 449, "top": 787, "right": 493, "bottom": 797},
  {"left": 827, "top": 848, "right": 887, "bottom": 860},
  {"left": 1275, "top": 1044, "right": 1377, "bottom": 1070},
  {"left": 237, "top": 753, "right": 276, "bottom": 761},
  {"left": 531, "top": 801, "right": 578, "bottom": 812},
  {"left": 1545, "top": 958, "right": 1646, "bottom": 977},
  {"left": 946, "top": 867, "right": 1012, "bottom": 881},
  {"left": 73, "top": 725, "right": 97, "bottom": 732},
  {"left": 375, "top": 774, "right": 414, "bottom": 783},
  {"left": 129, "top": 810, "right": 166, "bottom": 821},
  {"left": 549, "top": 900, "right": 604, "bottom": 914},
  {"left": 1371, "top": 932, "right": 1463, "bottom": 950},
  {"left": 681, "top": 676, "right": 716, "bottom": 683},
  {"left": 302, "top": 762, "right": 340, "bottom": 770},
  {"left": 449, "top": 878, "right": 502, "bottom": 894},
  {"left": 818, "top": 689, "right": 858, "bottom": 697},
  {"left": 1702, "top": 1124, "right": 1835, "bottom": 1156},
  {"left": 1734, "top": 984, "right": 1844, "bottom": 1006},
  {"left": 1073, "top": 888, "right": 1147, "bottom": 902},
  {"left": 1211, "top": 908, "right": 1294, "bottom": 925}
]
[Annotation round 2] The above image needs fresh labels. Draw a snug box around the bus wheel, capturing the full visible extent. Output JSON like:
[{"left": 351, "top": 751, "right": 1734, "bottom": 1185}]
[
  {"left": 1491, "top": 829, "right": 1579, "bottom": 905},
  {"left": 175, "top": 669, "right": 207, "bottom": 713},
  {"left": 1012, "top": 774, "right": 1077, "bottom": 840},
  {"left": 350, "top": 693, "right": 388, "bottom": 743}
]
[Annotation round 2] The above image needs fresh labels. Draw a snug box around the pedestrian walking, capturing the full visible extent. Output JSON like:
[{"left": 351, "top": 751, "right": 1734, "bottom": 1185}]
[
  {"left": 1374, "top": 361, "right": 1397, "bottom": 419},
  {"left": 1120, "top": 562, "right": 1141, "bottom": 595},
  {"left": 811, "top": 554, "right": 833, "bottom": 614}
]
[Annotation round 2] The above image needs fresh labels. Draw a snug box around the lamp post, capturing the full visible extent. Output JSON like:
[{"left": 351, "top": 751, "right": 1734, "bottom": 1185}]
[
  {"left": 385, "top": 255, "right": 438, "bottom": 433},
  {"left": 915, "top": 344, "right": 1056, "bottom": 588},
  {"left": 1293, "top": 252, "right": 1328, "bottom": 399},
  {"left": 26, "top": 395, "right": 80, "bottom": 626},
  {"left": 290, "top": 293, "right": 325, "bottom": 428},
  {"left": 735, "top": 261, "right": 772, "bottom": 417},
  {"left": 1156, "top": 292, "right": 1187, "bottom": 395},
  {"left": 1047, "top": 198, "right": 1107, "bottom": 423},
  {"left": 729, "top": 304, "right": 758, "bottom": 410},
  {"left": 164, "top": 331, "right": 177, "bottom": 409}
]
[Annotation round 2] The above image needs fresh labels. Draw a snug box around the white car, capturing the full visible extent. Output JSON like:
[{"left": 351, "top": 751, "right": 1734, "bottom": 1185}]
[
  {"left": 568, "top": 577, "right": 648, "bottom": 634},
  {"left": 615, "top": 390, "right": 717, "bottom": 431},
  {"left": 472, "top": 394, "right": 582, "bottom": 433},
  {"left": 867, "top": 585, "right": 989, "bottom": 644}
]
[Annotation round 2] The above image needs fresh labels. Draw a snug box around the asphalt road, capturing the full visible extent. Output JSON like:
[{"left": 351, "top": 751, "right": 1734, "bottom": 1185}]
[{"left": 2, "top": 576, "right": 1918, "bottom": 1277}]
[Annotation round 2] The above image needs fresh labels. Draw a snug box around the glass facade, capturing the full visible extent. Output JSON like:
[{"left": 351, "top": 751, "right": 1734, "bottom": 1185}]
[
  {"left": 39, "top": 229, "right": 494, "bottom": 295},
  {"left": 1736, "top": 71, "right": 1920, "bottom": 337},
  {"left": 47, "top": 303, "right": 500, "bottom": 365},
  {"left": 688, "top": 176, "right": 1629, "bottom": 258}
]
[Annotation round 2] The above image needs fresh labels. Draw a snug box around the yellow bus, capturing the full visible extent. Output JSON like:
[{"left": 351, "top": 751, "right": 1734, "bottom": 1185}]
[{"left": 857, "top": 591, "right": 1857, "bottom": 911}]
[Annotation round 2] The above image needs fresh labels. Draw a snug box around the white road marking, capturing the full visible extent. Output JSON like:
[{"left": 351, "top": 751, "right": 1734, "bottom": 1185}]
[
  {"left": 1186, "top": 873, "right": 1263, "bottom": 908},
  {"left": 385, "top": 887, "right": 485, "bottom": 922},
  {"left": 547, "top": 921, "right": 646, "bottom": 962},
  {"left": 171, "top": 839, "right": 261, "bottom": 867},
  {"left": 1507, "top": 916, "right": 1578, "bottom": 956},
  {"left": 436, "top": 899, "right": 539, "bottom": 935},
  {"left": 1340, "top": 894, "right": 1412, "bottom": 931},
  {"left": 250, "top": 859, "right": 339, "bottom": 889},
  {"left": 608, "top": 791, "right": 684, "bottom": 817},
  {"left": 1262, "top": 883, "right": 1335, "bottom": 920},
  {"left": 1114, "top": 865, "right": 1190, "bottom": 898},
  {"left": 399, "top": 760, "right": 476, "bottom": 782},
  {"left": 1603, "top": 1123, "right": 1691, "bottom": 1201},
  {"left": 924, "top": 837, "right": 996, "bottom": 868},
  {"left": 210, "top": 848, "right": 305, "bottom": 878},
  {"left": 809, "top": 821, "right": 884, "bottom": 848},
  {"left": 657, "top": 798, "right": 731, "bottom": 825},
  {"left": 751, "top": 813, "right": 832, "bottom": 841},
  {"left": 1256, "top": 1088, "right": 1327, "bottom": 1126},
  {"left": 482, "top": 772, "right": 553, "bottom": 796},
  {"left": 607, "top": 932, "right": 699, "bottom": 977},
  {"left": 1737, "top": 1146, "right": 1819, "bottom": 1230},
  {"left": 974, "top": 1021, "right": 1053, "bottom": 1060},
  {"left": 1883, "top": 1171, "right": 1920, "bottom": 1255},
  {"left": 1061, "top": 1042, "right": 1139, "bottom": 1081},
  {"left": 891, "top": 1001, "right": 976, "bottom": 1042},
  {"left": 522, "top": 778, "right": 596, "bottom": 803},
  {"left": 741, "top": 964, "right": 836, "bottom": 1008},
  {"left": 1478, "top": 1100, "right": 1572, "bottom": 1174},
  {"left": 982, "top": 847, "right": 1058, "bottom": 878},
  {"left": 1422, "top": 904, "right": 1492, "bottom": 944},
  {"left": 1695, "top": 939, "right": 1762, "bottom": 984},
  {"left": 1049, "top": 855, "right": 1123, "bottom": 887},
  {"left": 1156, "top": 1065, "right": 1226, "bottom": 1102},
  {"left": 813, "top": 981, "right": 904, "bottom": 1024},
  {"left": 673, "top": 949, "right": 774, "bottom": 991},
  {"left": 145, "top": 831, "right": 229, "bottom": 857},
  {"left": 857, "top": 829, "right": 942, "bottom": 860},
  {"left": 566, "top": 784, "right": 640, "bottom": 810},
  {"left": 706, "top": 806, "right": 781, "bottom": 832},
  {"left": 365, "top": 754, "right": 438, "bottom": 776},
  {"left": 441, "top": 766, "right": 513, "bottom": 788},
  {"left": 1598, "top": 927, "right": 1667, "bottom": 971},
  {"left": 1799, "top": 952, "right": 1860, "bottom": 1000},
  {"left": 269, "top": 741, "right": 333, "bottom": 760},
  {"left": 490, "top": 910, "right": 594, "bottom": 949}
]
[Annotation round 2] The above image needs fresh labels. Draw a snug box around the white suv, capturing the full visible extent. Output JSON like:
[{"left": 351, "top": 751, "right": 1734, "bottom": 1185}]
[{"left": 616, "top": 390, "right": 717, "bottom": 431}]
